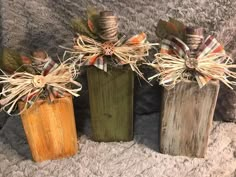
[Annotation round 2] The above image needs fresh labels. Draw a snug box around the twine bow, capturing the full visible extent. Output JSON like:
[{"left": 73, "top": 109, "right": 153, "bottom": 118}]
[
  {"left": 73, "top": 32, "right": 156, "bottom": 78},
  {"left": 0, "top": 58, "right": 82, "bottom": 115},
  {"left": 149, "top": 35, "right": 236, "bottom": 89}
]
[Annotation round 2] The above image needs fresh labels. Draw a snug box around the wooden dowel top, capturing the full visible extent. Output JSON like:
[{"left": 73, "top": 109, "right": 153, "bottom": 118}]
[
  {"left": 98, "top": 10, "right": 118, "bottom": 42},
  {"left": 185, "top": 27, "right": 204, "bottom": 36},
  {"left": 100, "top": 11, "right": 114, "bottom": 17}
]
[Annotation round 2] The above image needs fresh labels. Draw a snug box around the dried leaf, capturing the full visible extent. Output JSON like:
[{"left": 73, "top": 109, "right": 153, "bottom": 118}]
[
  {"left": 126, "top": 32, "right": 146, "bottom": 44},
  {"left": 156, "top": 19, "right": 177, "bottom": 39},
  {"left": 71, "top": 18, "right": 97, "bottom": 39},
  {"left": 88, "top": 20, "right": 95, "bottom": 33},
  {"left": 169, "top": 18, "right": 185, "bottom": 39},
  {"left": 156, "top": 19, "right": 185, "bottom": 40},
  {"left": 87, "top": 7, "right": 100, "bottom": 34}
]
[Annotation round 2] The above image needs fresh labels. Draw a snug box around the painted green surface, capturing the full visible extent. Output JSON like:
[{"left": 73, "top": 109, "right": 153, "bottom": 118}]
[{"left": 87, "top": 66, "right": 134, "bottom": 142}]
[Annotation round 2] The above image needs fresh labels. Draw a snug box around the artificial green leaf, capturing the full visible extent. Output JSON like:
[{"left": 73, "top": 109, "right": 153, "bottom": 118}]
[
  {"left": 0, "top": 48, "right": 35, "bottom": 74},
  {"left": 156, "top": 20, "right": 167, "bottom": 39},
  {"left": 71, "top": 18, "right": 97, "bottom": 39},
  {"left": 71, "top": 18, "right": 89, "bottom": 33},
  {"left": 0, "top": 48, "right": 23, "bottom": 73},
  {"left": 87, "top": 7, "right": 100, "bottom": 34}
]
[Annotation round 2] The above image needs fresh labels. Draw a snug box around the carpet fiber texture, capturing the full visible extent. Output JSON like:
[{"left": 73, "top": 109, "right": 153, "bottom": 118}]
[{"left": 0, "top": 114, "right": 236, "bottom": 177}]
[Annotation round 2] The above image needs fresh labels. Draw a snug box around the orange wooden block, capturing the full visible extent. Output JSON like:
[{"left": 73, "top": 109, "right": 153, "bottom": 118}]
[{"left": 18, "top": 96, "right": 78, "bottom": 162}]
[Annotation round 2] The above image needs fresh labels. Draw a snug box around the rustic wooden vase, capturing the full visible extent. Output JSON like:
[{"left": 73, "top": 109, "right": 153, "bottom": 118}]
[
  {"left": 87, "top": 66, "right": 134, "bottom": 142},
  {"left": 18, "top": 96, "right": 78, "bottom": 162},
  {"left": 160, "top": 80, "right": 219, "bottom": 157}
]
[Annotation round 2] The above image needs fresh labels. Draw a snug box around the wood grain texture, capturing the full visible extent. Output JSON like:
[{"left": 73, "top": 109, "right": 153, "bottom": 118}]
[
  {"left": 160, "top": 80, "right": 220, "bottom": 157},
  {"left": 87, "top": 66, "right": 134, "bottom": 142},
  {"left": 18, "top": 96, "right": 78, "bottom": 162}
]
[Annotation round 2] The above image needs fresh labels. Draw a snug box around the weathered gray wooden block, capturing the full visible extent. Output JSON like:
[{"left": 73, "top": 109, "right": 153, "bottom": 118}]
[{"left": 160, "top": 80, "right": 220, "bottom": 157}]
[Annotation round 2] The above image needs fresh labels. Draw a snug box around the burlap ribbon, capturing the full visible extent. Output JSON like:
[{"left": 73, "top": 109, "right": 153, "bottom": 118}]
[
  {"left": 0, "top": 57, "right": 82, "bottom": 115},
  {"left": 73, "top": 32, "right": 156, "bottom": 78},
  {"left": 148, "top": 35, "right": 236, "bottom": 89}
]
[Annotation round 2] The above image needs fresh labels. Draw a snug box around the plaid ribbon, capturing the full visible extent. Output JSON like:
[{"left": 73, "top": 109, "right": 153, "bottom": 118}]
[
  {"left": 21, "top": 57, "right": 59, "bottom": 105},
  {"left": 74, "top": 32, "right": 151, "bottom": 74},
  {"left": 159, "top": 35, "right": 226, "bottom": 87},
  {"left": 161, "top": 35, "right": 225, "bottom": 59},
  {"left": 0, "top": 57, "right": 81, "bottom": 115},
  {"left": 83, "top": 55, "right": 109, "bottom": 72}
]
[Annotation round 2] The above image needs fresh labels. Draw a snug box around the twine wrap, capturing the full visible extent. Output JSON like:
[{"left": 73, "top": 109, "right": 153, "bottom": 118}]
[
  {"left": 148, "top": 35, "right": 236, "bottom": 89},
  {"left": 185, "top": 27, "right": 204, "bottom": 57},
  {"left": 73, "top": 32, "right": 155, "bottom": 78},
  {"left": 67, "top": 10, "right": 158, "bottom": 79},
  {"left": 0, "top": 57, "right": 82, "bottom": 115},
  {"left": 185, "top": 28, "right": 204, "bottom": 71},
  {"left": 98, "top": 11, "right": 118, "bottom": 42}
]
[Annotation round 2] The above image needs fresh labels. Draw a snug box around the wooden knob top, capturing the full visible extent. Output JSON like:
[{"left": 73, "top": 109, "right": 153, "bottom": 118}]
[
  {"left": 185, "top": 27, "right": 204, "bottom": 36},
  {"left": 185, "top": 58, "right": 198, "bottom": 69},
  {"left": 98, "top": 10, "right": 118, "bottom": 42},
  {"left": 100, "top": 11, "right": 114, "bottom": 17},
  {"left": 185, "top": 26, "right": 204, "bottom": 54}
]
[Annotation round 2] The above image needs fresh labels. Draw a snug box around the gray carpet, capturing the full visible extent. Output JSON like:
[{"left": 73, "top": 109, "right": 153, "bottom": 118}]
[
  {"left": 0, "top": 114, "right": 236, "bottom": 177},
  {"left": 0, "top": 0, "right": 236, "bottom": 176}
]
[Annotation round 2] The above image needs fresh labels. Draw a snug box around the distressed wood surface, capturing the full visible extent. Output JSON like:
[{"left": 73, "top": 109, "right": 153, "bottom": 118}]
[
  {"left": 18, "top": 96, "right": 78, "bottom": 162},
  {"left": 160, "top": 80, "right": 220, "bottom": 157},
  {"left": 87, "top": 66, "right": 134, "bottom": 142}
]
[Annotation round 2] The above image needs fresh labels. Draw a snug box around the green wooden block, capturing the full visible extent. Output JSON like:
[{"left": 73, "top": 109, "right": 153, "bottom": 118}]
[{"left": 87, "top": 66, "right": 134, "bottom": 142}]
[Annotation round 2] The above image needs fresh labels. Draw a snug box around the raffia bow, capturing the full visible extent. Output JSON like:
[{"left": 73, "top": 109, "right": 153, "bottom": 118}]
[
  {"left": 148, "top": 35, "right": 236, "bottom": 89},
  {"left": 73, "top": 32, "right": 156, "bottom": 78},
  {"left": 0, "top": 58, "right": 82, "bottom": 115}
]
